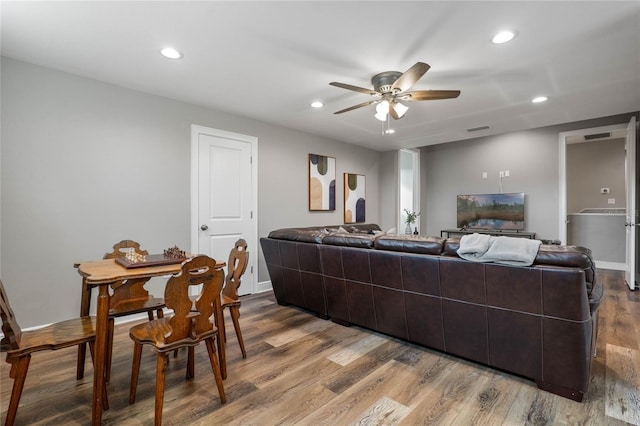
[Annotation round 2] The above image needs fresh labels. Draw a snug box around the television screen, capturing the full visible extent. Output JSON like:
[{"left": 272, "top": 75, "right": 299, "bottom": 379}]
[{"left": 457, "top": 193, "right": 525, "bottom": 230}]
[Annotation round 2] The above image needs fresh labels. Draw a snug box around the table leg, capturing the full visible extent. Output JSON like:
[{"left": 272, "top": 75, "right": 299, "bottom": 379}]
[
  {"left": 92, "top": 284, "right": 110, "bottom": 425},
  {"left": 77, "top": 279, "right": 92, "bottom": 379},
  {"left": 215, "top": 300, "right": 227, "bottom": 379}
]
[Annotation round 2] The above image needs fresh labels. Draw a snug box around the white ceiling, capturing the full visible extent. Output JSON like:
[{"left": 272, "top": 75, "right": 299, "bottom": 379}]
[{"left": 2, "top": 1, "right": 639, "bottom": 152}]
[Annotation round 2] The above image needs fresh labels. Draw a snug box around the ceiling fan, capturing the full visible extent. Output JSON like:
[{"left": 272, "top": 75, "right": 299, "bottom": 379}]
[{"left": 329, "top": 62, "right": 460, "bottom": 122}]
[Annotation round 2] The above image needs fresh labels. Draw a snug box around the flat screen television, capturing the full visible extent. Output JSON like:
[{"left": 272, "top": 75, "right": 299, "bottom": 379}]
[{"left": 456, "top": 192, "right": 525, "bottom": 230}]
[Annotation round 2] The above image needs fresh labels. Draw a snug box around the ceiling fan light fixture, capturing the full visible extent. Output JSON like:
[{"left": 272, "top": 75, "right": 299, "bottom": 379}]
[
  {"left": 375, "top": 100, "right": 390, "bottom": 121},
  {"left": 392, "top": 101, "right": 409, "bottom": 118}
]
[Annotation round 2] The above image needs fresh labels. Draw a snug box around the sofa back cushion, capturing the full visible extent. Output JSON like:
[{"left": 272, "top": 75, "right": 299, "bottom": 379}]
[
  {"left": 323, "top": 233, "right": 376, "bottom": 249},
  {"left": 268, "top": 228, "right": 328, "bottom": 244},
  {"left": 374, "top": 235, "right": 444, "bottom": 255}
]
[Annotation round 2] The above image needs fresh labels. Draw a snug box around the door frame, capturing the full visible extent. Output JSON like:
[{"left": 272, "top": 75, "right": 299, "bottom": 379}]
[
  {"left": 558, "top": 122, "right": 629, "bottom": 271},
  {"left": 398, "top": 148, "right": 421, "bottom": 233},
  {"left": 190, "top": 124, "right": 259, "bottom": 294}
]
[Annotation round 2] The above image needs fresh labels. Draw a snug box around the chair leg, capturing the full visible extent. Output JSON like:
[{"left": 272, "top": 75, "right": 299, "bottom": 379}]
[
  {"left": 129, "top": 342, "right": 143, "bottom": 404},
  {"left": 187, "top": 347, "right": 195, "bottom": 379},
  {"left": 154, "top": 353, "right": 169, "bottom": 426},
  {"left": 156, "top": 308, "right": 164, "bottom": 319},
  {"left": 230, "top": 305, "right": 247, "bottom": 358},
  {"left": 205, "top": 337, "right": 226, "bottom": 404},
  {"left": 88, "top": 341, "right": 109, "bottom": 411},
  {"left": 5, "top": 355, "right": 30, "bottom": 426},
  {"left": 77, "top": 343, "right": 87, "bottom": 380},
  {"left": 221, "top": 308, "right": 228, "bottom": 343}
]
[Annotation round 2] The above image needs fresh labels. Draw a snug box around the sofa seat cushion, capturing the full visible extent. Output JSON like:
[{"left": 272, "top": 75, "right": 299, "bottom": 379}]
[{"left": 374, "top": 235, "right": 444, "bottom": 255}]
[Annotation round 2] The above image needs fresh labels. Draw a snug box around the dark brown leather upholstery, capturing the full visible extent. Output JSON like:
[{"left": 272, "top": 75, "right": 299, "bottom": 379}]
[
  {"left": 261, "top": 224, "right": 602, "bottom": 402},
  {"left": 374, "top": 234, "right": 445, "bottom": 254}
]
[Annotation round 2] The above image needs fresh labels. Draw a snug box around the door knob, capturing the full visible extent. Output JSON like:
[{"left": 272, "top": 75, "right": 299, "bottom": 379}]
[{"left": 200, "top": 224, "right": 208, "bottom": 231}]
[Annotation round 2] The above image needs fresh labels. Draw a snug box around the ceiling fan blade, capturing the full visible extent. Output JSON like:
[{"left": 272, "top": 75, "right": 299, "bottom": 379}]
[
  {"left": 389, "top": 107, "right": 400, "bottom": 120},
  {"left": 401, "top": 90, "right": 461, "bottom": 101},
  {"left": 329, "top": 82, "right": 378, "bottom": 96},
  {"left": 333, "top": 100, "right": 378, "bottom": 114},
  {"left": 391, "top": 62, "right": 431, "bottom": 93}
]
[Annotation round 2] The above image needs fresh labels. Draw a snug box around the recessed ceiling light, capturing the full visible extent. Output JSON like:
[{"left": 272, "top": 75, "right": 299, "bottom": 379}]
[
  {"left": 311, "top": 101, "right": 324, "bottom": 108},
  {"left": 160, "top": 47, "right": 183, "bottom": 59},
  {"left": 532, "top": 96, "right": 548, "bottom": 103},
  {"left": 492, "top": 31, "right": 515, "bottom": 44}
]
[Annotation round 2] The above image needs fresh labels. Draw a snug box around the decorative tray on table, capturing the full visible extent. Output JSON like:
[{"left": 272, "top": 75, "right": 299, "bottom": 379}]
[{"left": 115, "top": 246, "right": 189, "bottom": 269}]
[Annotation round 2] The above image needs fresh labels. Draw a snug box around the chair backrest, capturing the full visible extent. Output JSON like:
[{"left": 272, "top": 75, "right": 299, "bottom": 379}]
[
  {"left": 103, "top": 240, "right": 149, "bottom": 260},
  {"left": 164, "top": 255, "right": 224, "bottom": 343},
  {"left": 103, "top": 240, "right": 152, "bottom": 305},
  {"left": 221, "top": 239, "right": 249, "bottom": 301},
  {"left": 0, "top": 280, "right": 22, "bottom": 350}
]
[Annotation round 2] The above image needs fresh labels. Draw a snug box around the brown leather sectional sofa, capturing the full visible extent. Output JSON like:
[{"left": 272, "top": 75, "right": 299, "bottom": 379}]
[{"left": 260, "top": 224, "right": 603, "bottom": 402}]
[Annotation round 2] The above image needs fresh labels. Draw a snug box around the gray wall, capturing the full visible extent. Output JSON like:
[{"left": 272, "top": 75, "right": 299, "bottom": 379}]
[
  {"left": 1, "top": 58, "right": 380, "bottom": 327},
  {"left": 378, "top": 150, "right": 398, "bottom": 232},
  {"left": 567, "top": 138, "right": 626, "bottom": 213},
  {"left": 420, "top": 113, "right": 638, "bottom": 241}
]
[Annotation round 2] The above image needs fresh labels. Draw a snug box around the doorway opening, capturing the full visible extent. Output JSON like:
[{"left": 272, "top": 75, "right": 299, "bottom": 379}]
[
  {"left": 558, "top": 122, "right": 631, "bottom": 273},
  {"left": 398, "top": 149, "right": 420, "bottom": 234}
]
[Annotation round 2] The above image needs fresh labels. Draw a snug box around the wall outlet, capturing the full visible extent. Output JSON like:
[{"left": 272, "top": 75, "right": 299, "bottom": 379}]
[
  {"left": 608, "top": 198, "right": 615, "bottom": 204},
  {"left": 499, "top": 171, "right": 505, "bottom": 178},
  {"left": 601, "top": 187, "right": 610, "bottom": 194}
]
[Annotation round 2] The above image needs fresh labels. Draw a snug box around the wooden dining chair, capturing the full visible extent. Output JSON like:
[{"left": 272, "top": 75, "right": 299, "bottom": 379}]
[
  {"left": 0, "top": 280, "right": 108, "bottom": 426},
  {"left": 220, "top": 239, "right": 249, "bottom": 358},
  {"left": 128, "top": 255, "right": 227, "bottom": 426},
  {"left": 77, "top": 240, "right": 166, "bottom": 382}
]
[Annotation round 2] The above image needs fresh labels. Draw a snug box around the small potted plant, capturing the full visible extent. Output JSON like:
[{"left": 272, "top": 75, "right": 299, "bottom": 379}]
[{"left": 403, "top": 209, "right": 420, "bottom": 234}]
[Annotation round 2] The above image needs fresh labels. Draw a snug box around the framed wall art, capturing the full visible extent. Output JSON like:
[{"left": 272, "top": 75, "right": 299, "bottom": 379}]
[
  {"left": 308, "top": 154, "right": 335, "bottom": 211},
  {"left": 344, "top": 173, "right": 365, "bottom": 223}
]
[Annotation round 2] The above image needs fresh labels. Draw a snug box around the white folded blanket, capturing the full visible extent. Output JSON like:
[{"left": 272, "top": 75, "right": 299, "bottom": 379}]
[
  {"left": 456, "top": 233, "right": 493, "bottom": 259},
  {"left": 458, "top": 233, "right": 541, "bottom": 266}
]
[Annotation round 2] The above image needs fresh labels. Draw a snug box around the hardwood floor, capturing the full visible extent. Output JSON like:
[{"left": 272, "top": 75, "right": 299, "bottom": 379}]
[{"left": 1, "top": 269, "right": 639, "bottom": 425}]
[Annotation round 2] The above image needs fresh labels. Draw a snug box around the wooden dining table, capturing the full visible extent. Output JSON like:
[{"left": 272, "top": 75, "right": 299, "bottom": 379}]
[{"left": 76, "top": 257, "right": 226, "bottom": 425}]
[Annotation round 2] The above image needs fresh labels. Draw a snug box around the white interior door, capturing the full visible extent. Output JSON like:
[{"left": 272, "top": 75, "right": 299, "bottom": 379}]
[
  {"left": 625, "top": 116, "right": 637, "bottom": 290},
  {"left": 191, "top": 125, "right": 257, "bottom": 295}
]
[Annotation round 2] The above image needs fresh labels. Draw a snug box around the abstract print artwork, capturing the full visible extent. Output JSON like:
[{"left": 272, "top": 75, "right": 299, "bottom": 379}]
[
  {"left": 308, "top": 154, "right": 336, "bottom": 211},
  {"left": 344, "top": 173, "right": 365, "bottom": 223}
]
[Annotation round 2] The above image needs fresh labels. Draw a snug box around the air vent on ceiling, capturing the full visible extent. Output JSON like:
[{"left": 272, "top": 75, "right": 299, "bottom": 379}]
[
  {"left": 467, "top": 125, "right": 490, "bottom": 132},
  {"left": 584, "top": 132, "right": 611, "bottom": 140}
]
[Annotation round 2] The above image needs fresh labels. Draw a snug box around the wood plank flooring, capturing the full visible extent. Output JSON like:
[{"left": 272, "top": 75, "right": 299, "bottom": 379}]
[{"left": 1, "top": 269, "right": 638, "bottom": 425}]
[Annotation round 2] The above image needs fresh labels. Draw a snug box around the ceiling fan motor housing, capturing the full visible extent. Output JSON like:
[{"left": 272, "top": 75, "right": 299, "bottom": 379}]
[{"left": 372, "top": 71, "right": 402, "bottom": 94}]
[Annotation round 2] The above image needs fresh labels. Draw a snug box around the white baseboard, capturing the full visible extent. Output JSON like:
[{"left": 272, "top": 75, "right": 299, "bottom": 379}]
[
  {"left": 595, "top": 260, "right": 625, "bottom": 271},
  {"left": 256, "top": 280, "right": 272, "bottom": 293}
]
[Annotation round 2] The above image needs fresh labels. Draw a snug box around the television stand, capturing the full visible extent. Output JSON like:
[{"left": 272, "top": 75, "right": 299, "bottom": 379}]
[{"left": 440, "top": 228, "right": 536, "bottom": 239}]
